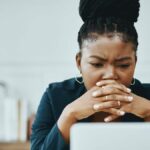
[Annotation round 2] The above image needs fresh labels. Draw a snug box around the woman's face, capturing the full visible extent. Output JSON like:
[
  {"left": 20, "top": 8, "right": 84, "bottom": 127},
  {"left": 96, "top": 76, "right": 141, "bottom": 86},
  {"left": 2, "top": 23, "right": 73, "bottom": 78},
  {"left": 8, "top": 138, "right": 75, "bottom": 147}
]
[{"left": 76, "top": 35, "right": 137, "bottom": 90}]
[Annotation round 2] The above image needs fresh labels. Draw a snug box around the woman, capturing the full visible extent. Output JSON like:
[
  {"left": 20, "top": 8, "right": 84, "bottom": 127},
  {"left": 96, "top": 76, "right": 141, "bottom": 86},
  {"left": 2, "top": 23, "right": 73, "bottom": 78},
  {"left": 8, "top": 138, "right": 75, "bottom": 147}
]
[{"left": 30, "top": 0, "right": 150, "bottom": 149}]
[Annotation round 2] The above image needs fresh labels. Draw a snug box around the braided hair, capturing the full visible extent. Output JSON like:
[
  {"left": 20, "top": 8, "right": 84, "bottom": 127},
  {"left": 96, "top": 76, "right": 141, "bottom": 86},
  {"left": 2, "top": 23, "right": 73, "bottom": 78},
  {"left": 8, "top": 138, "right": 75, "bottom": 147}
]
[{"left": 78, "top": 0, "right": 140, "bottom": 51}]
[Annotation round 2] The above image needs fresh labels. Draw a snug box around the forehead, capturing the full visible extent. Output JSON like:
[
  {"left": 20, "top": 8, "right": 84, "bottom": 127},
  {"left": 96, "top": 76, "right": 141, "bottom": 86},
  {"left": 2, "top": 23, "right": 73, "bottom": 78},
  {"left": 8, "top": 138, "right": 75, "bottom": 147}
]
[{"left": 81, "top": 36, "right": 135, "bottom": 59}]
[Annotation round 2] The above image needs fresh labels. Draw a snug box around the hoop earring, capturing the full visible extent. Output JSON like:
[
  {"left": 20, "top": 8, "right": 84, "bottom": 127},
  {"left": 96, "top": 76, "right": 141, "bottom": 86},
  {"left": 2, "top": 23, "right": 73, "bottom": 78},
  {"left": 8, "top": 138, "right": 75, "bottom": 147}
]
[
  {"left": 75, "top": 76, "right": 84, "bottom": 84},
  {"left": 131, "top": 78, "right": 135, "bottom": 85}
]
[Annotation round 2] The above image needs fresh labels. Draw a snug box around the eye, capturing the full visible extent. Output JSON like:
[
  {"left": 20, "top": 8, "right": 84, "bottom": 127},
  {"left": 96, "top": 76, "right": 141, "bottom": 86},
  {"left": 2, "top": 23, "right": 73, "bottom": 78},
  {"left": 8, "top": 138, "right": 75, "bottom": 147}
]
[
  {"left": 90, "top": 63, "right": 104, "bottom": 68},
  {"left": 118, "top": 64, "right": 130, "bottom": 68}
]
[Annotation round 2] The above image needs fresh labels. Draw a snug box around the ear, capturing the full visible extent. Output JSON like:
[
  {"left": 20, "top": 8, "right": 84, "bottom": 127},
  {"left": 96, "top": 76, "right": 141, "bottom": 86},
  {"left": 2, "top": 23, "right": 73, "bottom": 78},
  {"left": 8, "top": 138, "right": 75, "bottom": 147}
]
[
  {"left": 76, "top": 52, "right": 82, "bottom": 74},
  {"left": 134, "top": 54, "right": 137, "bottom": 67},
  {"left": 135, "top": 55, "right": 137, "bottom": 63}
]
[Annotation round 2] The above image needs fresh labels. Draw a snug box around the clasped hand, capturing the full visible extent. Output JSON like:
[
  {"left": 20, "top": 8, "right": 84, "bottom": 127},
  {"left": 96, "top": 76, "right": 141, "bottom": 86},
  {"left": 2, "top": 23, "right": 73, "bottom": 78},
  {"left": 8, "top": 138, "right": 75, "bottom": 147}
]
[{"left": 67, "top": 80, "right": 150, "bottom": 122}]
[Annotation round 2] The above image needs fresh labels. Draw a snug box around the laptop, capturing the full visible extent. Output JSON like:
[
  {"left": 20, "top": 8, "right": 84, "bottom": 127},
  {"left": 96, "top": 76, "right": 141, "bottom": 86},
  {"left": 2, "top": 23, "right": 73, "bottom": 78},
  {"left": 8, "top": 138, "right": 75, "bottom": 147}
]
[{"left": 70, "top": 123, "right": 150, "bottom": 150}]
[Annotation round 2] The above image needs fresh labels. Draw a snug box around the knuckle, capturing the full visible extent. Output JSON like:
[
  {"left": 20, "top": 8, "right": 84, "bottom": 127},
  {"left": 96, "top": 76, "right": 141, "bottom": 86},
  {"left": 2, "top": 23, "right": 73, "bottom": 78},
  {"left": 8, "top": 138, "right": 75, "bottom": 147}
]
[
  {"left": 117, "top": 95, "right": 122, "bottom": 101},
  {"left": 109, "top": 101, "right": 116, "bottom": 107},
  {"left": 114, "top": 88, "right": 119, "bottom": 93},
  {"left": 123, "top": 96, "right": 128, "bottom": 101},
  {"left": 111, "top": 94, "right": 117, "bottom": 100},
  {"left": 121, "top": 86, "right": 127, "bottom": 92},
  {"left": 109, "top": 86, "right": 119, "bottom": 94},
  {"left": 100, "top": 88, "right": 103, "bottom": 95},
  {"left": 122, "top": 85, "right": 126, "bottom": 90},
  {"left": 122, "top": 95, "right": 129, "bottom": 101},
  {"left": 114, "top": 101, "right": 119, "bottom": 107},
  {"left": 106, "top": 86, "right": 114, "bottom": 94}
]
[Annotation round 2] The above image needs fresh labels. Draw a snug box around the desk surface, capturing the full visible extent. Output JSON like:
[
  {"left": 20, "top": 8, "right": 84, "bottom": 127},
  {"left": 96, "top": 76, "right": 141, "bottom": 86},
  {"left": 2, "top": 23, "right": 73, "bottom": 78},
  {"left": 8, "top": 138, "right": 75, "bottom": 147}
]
[{"left": 0, "top": 142, "right": 30, "bottom": 150}]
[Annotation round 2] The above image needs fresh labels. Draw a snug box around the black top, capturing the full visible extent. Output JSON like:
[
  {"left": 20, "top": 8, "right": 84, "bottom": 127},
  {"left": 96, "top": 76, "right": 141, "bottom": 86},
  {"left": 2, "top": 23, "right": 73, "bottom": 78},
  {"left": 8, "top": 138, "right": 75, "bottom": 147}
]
[{"left": 30, "top": 78, "right": 150, "bottom": 150}]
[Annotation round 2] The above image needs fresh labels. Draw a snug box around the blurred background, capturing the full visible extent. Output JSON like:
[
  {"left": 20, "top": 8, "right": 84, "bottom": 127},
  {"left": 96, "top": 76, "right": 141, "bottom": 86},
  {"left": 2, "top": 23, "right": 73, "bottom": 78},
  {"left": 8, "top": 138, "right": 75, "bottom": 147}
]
[{"left": 0, "top": 0, "right": 150, "bottom": 148}]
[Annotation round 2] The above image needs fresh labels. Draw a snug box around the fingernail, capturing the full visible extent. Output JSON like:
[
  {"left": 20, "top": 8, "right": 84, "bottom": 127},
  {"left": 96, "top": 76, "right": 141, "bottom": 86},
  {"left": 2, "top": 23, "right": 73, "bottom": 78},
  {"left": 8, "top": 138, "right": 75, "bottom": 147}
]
[
  {"left": 93, "top": 104, "right": 102, "bottom": 110},
  {"left": 93, "top": 104, "right": 99, "bottom": 110},
  {"left": 117, "top": 101, "right": 121, "bottom": 106},
  {"left": 127, "top": 88, "right": 131, "bottom": 93},
  {"left": 119, "top": 111, "right": 125, "bottom": 116},
  {"left": 92, "top": 91, "right": 98, "bottom": 97},
  {"left": 96, "top": 82, "right": 101, "bottom": 86},
  {"left": 104, "top": 117, "right": 111, "bottom": 122},
  {"left": 128, "top": 96, "right": 133, "bottom": 102}
]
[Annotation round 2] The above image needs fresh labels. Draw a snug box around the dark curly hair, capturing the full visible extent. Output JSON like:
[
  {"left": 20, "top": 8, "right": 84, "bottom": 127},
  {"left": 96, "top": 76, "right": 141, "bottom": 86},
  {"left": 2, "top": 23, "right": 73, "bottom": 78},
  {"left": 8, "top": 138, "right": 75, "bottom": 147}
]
[{"left": 78, "top": 0, "right": 140, "bottom": 51}]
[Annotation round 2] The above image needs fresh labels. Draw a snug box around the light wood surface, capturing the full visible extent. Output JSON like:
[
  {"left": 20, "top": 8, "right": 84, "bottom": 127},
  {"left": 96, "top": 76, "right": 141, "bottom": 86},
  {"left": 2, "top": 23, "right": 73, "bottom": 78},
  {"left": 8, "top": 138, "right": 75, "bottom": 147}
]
[{"left": 0, "top": 142, "right": 30, "bottom": 150}]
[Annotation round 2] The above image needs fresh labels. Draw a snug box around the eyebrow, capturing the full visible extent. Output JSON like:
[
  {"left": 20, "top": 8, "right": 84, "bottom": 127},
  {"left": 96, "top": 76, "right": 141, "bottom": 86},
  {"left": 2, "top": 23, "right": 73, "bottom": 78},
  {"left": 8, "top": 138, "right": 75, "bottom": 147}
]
[
  {"left": 115, "top": 57, "right": 132, "bottom": 62},
  {"left": 89, "top": 55, "right": 107, "bottom": 61},
  {"left": 89, "top": 55, "right": 132, "bottom": 62}
]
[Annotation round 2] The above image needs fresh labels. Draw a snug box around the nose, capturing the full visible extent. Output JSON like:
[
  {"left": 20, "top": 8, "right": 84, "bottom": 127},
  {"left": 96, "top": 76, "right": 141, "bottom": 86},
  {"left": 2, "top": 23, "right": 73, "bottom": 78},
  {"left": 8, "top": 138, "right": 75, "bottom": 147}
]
[{"left": 102, "top": 65, "right": 118, "bottom": 80}]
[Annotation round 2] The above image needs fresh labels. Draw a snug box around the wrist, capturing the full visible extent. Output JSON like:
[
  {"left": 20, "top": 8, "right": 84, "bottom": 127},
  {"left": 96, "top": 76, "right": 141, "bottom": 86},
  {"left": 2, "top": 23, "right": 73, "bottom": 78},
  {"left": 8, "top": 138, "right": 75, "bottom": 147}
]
[
  {"left": 143, "top": 109, "right": 150, "bottom": 121},
  {"left": 57, "top": 105, "right": 77, "bottom": 142},
  {"left": 58, "top": 104, "right": 77, "bottom": 131},
  {"left": 62, "top": 104, "right": 78, "bottom": 123},
  {"left": 141, "top": 99, "right": 150, "bottom": 119}
]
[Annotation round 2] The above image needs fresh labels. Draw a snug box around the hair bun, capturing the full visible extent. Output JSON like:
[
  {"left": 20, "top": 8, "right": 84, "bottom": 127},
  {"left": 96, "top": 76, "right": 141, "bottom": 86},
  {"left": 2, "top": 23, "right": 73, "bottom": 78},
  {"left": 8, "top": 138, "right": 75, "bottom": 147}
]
[{"left": 79, "top": 0, "right": 140, "bottom": 23}]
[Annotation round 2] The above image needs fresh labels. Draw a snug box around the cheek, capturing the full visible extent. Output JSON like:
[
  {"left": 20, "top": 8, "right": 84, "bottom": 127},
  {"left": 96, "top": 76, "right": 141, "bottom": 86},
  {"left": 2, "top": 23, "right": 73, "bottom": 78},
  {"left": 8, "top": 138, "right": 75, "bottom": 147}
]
[
  {"left": 118, "top": 66, "right": 136, "bottom": 87},
  {"left": 81, "top": 64, "right": 103, "bottom": 89},
  {"left": 81, "top": 65, "right": 136, "bottom": 89}
]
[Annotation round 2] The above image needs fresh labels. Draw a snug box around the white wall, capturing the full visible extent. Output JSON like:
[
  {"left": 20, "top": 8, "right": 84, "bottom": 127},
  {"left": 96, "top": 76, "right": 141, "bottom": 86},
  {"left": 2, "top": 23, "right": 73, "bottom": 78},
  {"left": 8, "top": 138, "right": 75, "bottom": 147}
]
[
  {"left": 135, "top": 0, "right": 150, "bottom": 82},
  {"left": 0, "top": 0, "right": 150, "bottom": 113}
]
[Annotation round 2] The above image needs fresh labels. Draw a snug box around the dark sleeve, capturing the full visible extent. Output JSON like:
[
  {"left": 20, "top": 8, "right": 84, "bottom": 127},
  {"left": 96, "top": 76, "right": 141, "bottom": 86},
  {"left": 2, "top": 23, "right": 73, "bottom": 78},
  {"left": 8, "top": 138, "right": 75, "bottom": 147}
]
[{"left": 30, "top": 90, "right": 69, "bottom": 150}]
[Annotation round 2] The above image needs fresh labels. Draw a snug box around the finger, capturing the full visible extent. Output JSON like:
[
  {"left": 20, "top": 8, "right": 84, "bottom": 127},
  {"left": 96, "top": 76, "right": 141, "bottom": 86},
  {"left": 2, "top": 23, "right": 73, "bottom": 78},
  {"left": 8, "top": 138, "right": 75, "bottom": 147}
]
[
  {"left": 96, "top": 81, "right": 131, "bottom": 93},
  {"left": 105, "top": 84, "right": 131, "bottom": 93},
  {"left": 102, "top": 94, "right": 133, "bottom": 103},
  {"left": 103, "top": 108, "right": 125, "bottom": 116},
  {"left": 104, "top": 115, "right": 120, "bottom": 122},
  {"left": 96, "top": 80, "right": 117, "bottom": 86},
  {"left": 92, "top": 86, "right": 130, "bottom": 98},
  {"left": 93, "top": 101, "right": 122, "bottom": 111}
]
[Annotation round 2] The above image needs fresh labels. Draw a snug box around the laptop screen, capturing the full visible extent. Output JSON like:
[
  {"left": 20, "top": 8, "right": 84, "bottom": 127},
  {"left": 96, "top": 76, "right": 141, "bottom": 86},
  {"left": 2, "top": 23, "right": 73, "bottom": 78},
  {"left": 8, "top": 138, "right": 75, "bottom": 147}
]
[{"left": 70, "top": 123, "right": 150, "bottom": 150}]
